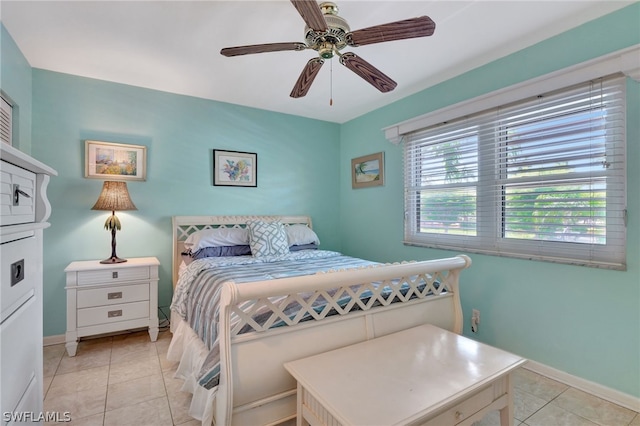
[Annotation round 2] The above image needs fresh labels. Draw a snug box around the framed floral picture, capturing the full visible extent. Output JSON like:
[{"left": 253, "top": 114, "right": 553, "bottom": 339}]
[
  {"left": 351, "top": 151, "right": 384, "bottom": 189},
  {"left": 85, "top": 140, "right": 147, "bottom": 181},
  {"left": 213, "top": 149, "right": 257, "bottom": 187}
]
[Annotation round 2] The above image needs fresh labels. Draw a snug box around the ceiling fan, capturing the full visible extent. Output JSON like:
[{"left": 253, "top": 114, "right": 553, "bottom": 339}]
[{"left": 220, "top": 1, "right": 435, "bottom": 99}]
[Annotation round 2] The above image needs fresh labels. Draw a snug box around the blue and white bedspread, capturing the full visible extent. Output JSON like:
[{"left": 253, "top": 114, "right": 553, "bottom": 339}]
[
  {"left": 171, "top": 250, "right": 383, "bottom": 388},
  {"left": 170, "top": 250, "right": 442, "bottom": 390},
  {"left": 171, "top": 250, "right": 376, "bottom": 348}
]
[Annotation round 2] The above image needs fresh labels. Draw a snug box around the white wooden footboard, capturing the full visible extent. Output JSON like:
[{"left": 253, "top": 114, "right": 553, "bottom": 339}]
[{"left": 215, "top": 255, "right": 472, "bottom": 426}]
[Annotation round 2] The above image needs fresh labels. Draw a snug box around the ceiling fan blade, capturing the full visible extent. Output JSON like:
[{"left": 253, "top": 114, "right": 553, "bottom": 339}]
[
  {"left": 290, "top": 58, "right": 325, "bottom": 98},
  {"left": 347, "top": 16, "right": 436, "bottom": 47},
  {"left": 339, "top": 52, "right": 397, "bottom": 93},
  {"left": 221, "top": 42, "right": 306, "bottom": 57},
  {"left": 290, "top": 0, "right": 327, "bottom": 32}
]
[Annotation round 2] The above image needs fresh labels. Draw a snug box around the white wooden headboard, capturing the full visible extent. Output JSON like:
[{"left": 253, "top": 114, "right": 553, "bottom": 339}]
[{"left": 172, "top": 215, "right": 313, "bottom": 287}]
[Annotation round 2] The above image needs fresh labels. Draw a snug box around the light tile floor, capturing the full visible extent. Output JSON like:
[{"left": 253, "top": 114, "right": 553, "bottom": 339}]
[{"left": 44, "top": 330, "right": 640, "bottom": 426}]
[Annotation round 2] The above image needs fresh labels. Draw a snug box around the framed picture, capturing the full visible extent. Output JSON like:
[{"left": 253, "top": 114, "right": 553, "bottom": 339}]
[
  {"left": 352, "top": 151, "right": 384, "bottom": 189},
  {"left": 213, "top": 149, "right": 257, "bottom": 187},
  {"left": 85, "top": 140, "right": 147, "bottom": 181}
]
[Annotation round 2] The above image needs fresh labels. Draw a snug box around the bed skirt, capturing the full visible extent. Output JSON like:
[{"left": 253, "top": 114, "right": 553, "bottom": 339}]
[{"left": 167, "top": 312, "right": 216, "bottom": 426}]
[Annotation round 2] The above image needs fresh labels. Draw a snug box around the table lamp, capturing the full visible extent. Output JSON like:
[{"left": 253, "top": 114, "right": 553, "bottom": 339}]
[{"left": 91, "top": 181, "right": 137, "bottom": 264}]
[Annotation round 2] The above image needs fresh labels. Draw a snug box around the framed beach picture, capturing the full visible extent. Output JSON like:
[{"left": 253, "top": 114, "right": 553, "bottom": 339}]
[
  {"left": 352, "top": 152, "right": 384, "bottom": 189},
  {"left": 85, "top": 140, "right": 147, "bottom": 181},
  {"left": 213, "top": 149, "right": 257, "bottom": 187}
]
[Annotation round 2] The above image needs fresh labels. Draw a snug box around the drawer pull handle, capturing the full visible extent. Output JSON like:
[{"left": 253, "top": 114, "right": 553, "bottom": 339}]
[
  {"left": 112, "top": 272, "right": 118, "bottom": 279},
  {"left": 12, "top": 184, "right": 31, "bottom": 206},
  {"left": 108, "top": 310, "right": 122, "bottom": 318},
  {"left": 10, "top": 259, "right": 25, "bottom": 286},
  {"left": 455, "top": 411, "right": 463, "bottom": 420},
  {"left": 107, "top": 292, "right": 122, "bottom": 300}
]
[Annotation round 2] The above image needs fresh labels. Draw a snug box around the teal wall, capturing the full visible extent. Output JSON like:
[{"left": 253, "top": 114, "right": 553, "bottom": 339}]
[
  {"left": 1, "top": 1, "right": 638, "bottom": 401},
  {"left": 339, "top": 3, "right": 640, "bottom": 398},
  {"left": 28, "top": 70, "right": 341, "bottom": 337},
  {"left": 0, "top": 24, "right": 32, "bottom": 152}
]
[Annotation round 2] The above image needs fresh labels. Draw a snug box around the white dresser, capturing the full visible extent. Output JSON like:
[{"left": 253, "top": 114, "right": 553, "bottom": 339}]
[
  {"left": 0, "top": 143, "right": 56, "bottom": 423},
  {"left": 64, "top": 257, "right": 159, "bottom": 356}
]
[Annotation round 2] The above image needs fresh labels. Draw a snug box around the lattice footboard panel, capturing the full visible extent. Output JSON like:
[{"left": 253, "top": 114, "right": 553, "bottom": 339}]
[{"left": 228, "top": 265, "right": 455, "bottom": 337}]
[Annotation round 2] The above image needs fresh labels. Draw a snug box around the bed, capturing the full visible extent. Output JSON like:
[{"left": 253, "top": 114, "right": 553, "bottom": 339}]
[{"left": 167, "top": 215, "right": 472, "bottom": 426}]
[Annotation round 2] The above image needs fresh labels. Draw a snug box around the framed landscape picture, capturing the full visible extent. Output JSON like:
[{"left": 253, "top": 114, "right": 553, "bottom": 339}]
[
  {"left": 213, "top": 149, "right": 257, "bottom": 187},
  {"left": 85, "top": 140, "right": 147, "bottom": 181},
  {"left": 352, "top": 151, "right": 384, "bottom": 189}
]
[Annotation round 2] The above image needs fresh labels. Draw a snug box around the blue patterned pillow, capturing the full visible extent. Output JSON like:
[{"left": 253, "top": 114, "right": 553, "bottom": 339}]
[{"left": 246, "top": 220, "right": 289, "bottom": 257}]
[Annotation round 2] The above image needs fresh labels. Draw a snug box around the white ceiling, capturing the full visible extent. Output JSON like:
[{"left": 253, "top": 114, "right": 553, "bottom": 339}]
[{"left": 1, "top": 1, "right": 634, "bottom": 123}]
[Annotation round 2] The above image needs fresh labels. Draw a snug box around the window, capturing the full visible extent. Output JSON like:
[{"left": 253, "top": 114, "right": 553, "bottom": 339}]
[{"left": 403, "top": 74, "right": 626, "bottom": 269}]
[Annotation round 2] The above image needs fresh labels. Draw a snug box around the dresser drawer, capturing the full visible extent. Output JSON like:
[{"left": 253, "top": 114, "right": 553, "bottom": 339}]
[
  {"left": 76, "top": 266, "right": 150, "bottom": 286},
  {"left": 421, "top": 384, "right": 496, "bottom": 425},
  {"left": 77, "top": 300, "right": 149, "bottom": 328},
  {"left": 1, "top": 294, "right": 39, "bottom": 414},
  {"left": 77, "top": 283, "right": 149, "bottom": 308},
  {"left": 0, "top": 232, "right": 37, "bottom": 318},
  {"left": 0, "top": 160, "right": 36, "bottom": 226},
  {"left": 10, "top": 375, "right": 41, "bottom": 425}
]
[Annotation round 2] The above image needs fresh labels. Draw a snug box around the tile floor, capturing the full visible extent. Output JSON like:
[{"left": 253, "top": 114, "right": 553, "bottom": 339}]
[{"left": 43, "top": 329, "right": 640, "bottom": 426}]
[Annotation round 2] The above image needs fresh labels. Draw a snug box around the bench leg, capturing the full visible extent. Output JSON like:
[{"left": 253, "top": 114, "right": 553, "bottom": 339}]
[{"left": 499, "top": 373, "right": 515, "bottom": 426}]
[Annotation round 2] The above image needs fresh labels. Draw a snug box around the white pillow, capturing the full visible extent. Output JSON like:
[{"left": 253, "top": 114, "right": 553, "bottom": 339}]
[
  {"left": 246, "top": 220, "right": 289, "bottom": 257},
  {"left": 286, "top": 224, "right": 320, "bottom": 246},
  {"left": 183, "top": 227, "right": 249, "bottom": 251}
]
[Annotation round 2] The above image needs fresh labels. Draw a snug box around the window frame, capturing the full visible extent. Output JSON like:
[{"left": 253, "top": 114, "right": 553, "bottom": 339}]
[{"left": 401, "top": 74, "right": 627, "bottom": 270}]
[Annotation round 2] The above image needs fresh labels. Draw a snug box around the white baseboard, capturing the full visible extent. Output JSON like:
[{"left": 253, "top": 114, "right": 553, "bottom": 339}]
[
  {"left": 43, "top": 334, "right": 65, "bottom": 346},
  {"left": 43, "top": 327, "right": 150, "bottom": 347},
  {"left": 524, "top": 360, "right": 640, "bottom": 412}
]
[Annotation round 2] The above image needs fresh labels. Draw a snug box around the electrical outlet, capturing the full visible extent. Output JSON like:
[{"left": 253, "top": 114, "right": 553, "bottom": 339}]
[{"left": 471, "top": 309, "right": 480, "bottom": 333}]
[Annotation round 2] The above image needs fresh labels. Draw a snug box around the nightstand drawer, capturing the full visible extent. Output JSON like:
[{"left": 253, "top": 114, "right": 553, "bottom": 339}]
[
  {"left": 77, "top": 300, "right": 149, "bottom": 327},
  {"left": 77, "top": 283, "right": 149, "bottom": 308},
  {"left": 76, "top": 266, "right": 150, "bottom": 285}
]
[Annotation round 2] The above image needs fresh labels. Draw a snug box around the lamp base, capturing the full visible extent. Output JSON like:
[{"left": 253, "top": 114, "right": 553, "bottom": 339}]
[{"left": 100, "top": 256, "right": 128, "bottom": 264}]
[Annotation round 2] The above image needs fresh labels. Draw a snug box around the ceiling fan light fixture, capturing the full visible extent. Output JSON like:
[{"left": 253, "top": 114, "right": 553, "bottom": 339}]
[
  {"left": 304, "top": 15, "right": 350, "bottom": 52},
  {"left": 319, "top": 2, "right": 339, "bottom": 16},
  {"left": 318, "top": 42, "right": 335, "bottom": 59}
]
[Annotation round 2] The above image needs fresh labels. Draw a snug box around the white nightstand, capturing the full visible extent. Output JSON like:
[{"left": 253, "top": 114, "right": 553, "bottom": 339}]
[{"left": 64, "top": 257, "right": 160, "bottom": 356}]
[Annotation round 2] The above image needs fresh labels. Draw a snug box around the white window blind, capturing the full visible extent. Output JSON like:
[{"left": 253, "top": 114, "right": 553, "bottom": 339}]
[
  {"left": 1, "top": 96, "right": 12, "bottom": 145},
  {"left": 404, "top": 74, "right": 626, "bottom": 269}
]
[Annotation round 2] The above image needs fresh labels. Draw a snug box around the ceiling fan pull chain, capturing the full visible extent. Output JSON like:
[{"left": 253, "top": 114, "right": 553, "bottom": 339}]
[{"left": 330, "top": 57, "right": 334, "bottom": 106}]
